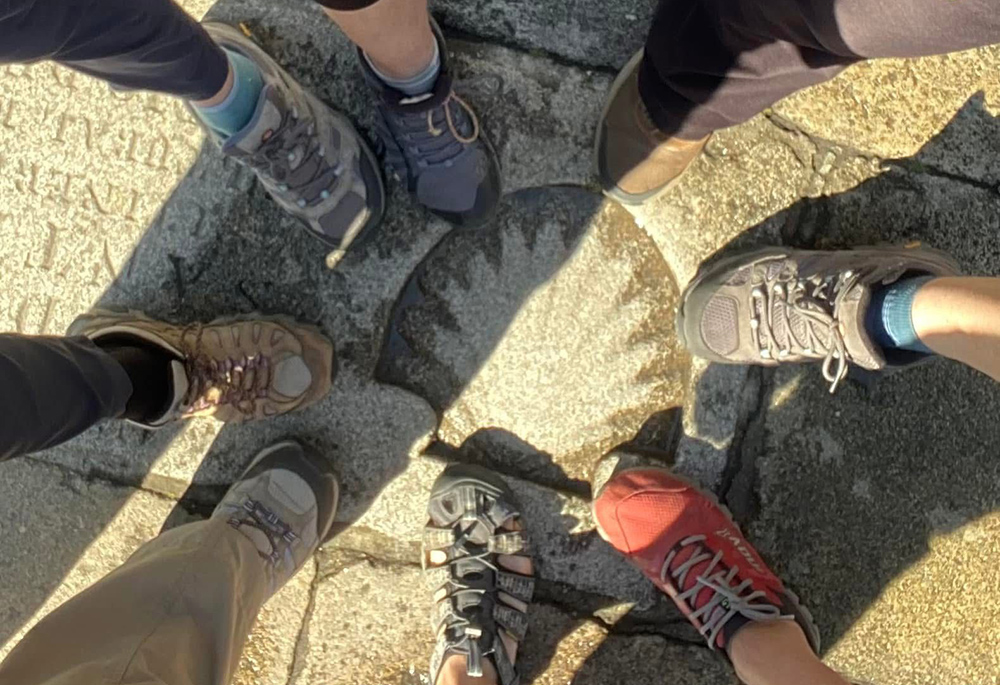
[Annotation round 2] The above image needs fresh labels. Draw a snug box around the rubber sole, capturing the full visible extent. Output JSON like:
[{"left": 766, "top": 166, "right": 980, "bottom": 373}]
[{"left": 590, "top": 462, "right": 821, "bottom": 654}]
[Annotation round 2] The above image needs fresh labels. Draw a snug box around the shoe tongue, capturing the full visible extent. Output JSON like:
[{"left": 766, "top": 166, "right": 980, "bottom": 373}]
[
  {"left": 837, "top": 282, "right": 885, "bottom": 371},
  {"left": 143, "top": 360, "right": 190, "bottom": 427},
  {"left": 222, "top": 84, "right": 284, "bottom": 155}
]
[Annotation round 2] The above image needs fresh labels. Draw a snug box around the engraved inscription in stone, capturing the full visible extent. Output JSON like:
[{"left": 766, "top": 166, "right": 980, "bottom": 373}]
[{"left": 0, "top": 59, "right": 206, "bottom": 333}]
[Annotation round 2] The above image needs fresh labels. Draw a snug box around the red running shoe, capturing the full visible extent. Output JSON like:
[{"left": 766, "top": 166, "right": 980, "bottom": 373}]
[{"left": 592, "top": 459, "right": 820, "bottom": 654}]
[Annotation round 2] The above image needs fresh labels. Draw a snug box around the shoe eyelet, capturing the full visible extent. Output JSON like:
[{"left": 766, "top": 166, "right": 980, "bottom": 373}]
[
  {"left": 321, "top": 190, "right": 331, "bottom": 200},
  {"left": 279, "top": 184, "right": 289, "bottom": 192},
  {"left": 297, "top": 198, "right": 307, "bottom": 208}
]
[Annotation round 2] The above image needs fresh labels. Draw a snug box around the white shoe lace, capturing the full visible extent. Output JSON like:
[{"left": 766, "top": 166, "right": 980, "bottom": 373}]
[{"left": 659, "top": 535, "right": 792, "bottom": 649}]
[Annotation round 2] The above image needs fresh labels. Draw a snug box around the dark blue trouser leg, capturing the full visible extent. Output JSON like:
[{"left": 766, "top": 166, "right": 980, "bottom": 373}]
[
  {"left": 0, "top": 0, "right": 229, "bottom": 100},
  {"left": 0, "top": 335, "right": 132, "bottom": 462}
]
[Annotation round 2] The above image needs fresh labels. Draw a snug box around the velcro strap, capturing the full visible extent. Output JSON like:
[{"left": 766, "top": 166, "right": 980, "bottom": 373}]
[
  {"left": 496, "top": 570, "right": 535, "bottom": 603},
  {"left": 494, "top": 604, "right": 529, "bottom": 641},
  {"left": 492, "top": 638, "right": 520, "bottom": 685}
]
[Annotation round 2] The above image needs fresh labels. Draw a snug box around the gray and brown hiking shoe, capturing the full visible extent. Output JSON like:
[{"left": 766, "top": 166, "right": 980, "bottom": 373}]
[
  {"left": 68, "top": 310, "right": 334, "bottom": 425},
  {"left": 200, "top": 22, "right": 385, "bottom": 255},
  {"left": 596, "top": 50, "right": 708, "bottom": 206},
  {"left": 360, "top": 21, "right": 501, "bottom": 228},
  {"left": 677, "top": 245, "right": 961, "bottom": 391},
  {"left": 214, "top": 440, "right": 338, "bottom": 596}
]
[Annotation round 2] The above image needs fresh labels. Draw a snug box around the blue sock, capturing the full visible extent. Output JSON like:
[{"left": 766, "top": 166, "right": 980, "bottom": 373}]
[
  {"left": 192, "top": 49, "right": 264, "bottom": 138},
  {"left": 865, "top": 276, "right": 936, "bottom": 353}
]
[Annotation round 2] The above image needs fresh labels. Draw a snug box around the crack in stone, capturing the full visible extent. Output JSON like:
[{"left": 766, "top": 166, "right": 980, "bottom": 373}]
[
  {"left": 21, "top": 454, "right": 189, "bottom": 505},
  {"left": 286, "top": 557, "right": 322, "bottom": 685},
  {"left": 766, "top": 110, "right": 1000, "bottom": 193},
  {"left": 718, "top": 366, "right": 774, "bottom": 525}
]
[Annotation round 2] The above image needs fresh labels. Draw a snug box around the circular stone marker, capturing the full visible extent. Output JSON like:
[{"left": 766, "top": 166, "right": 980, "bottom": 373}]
[{"left": 378, "top": 186, "right": 691, "bottom": 482}]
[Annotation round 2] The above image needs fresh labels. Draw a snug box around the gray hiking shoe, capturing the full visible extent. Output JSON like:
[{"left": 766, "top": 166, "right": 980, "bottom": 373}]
[
  {"left": 214, "top": 440, "right": 338, "bottom": 596},
  {"left": 200, "top": 22, "right": 385, "bottom": 253},
  {"left": 68, "top": 309, "right": 335, "bottom": 425},
  {"left": 677, "top": 245, "right": 961, "bottom": 391},
  {"left": 360, "top": 21, "right": 501, "bottom": 228}
]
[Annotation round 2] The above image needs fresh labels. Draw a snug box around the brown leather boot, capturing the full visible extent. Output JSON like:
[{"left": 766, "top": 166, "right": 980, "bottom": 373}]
[{"left": 596, "top": 50, "right": 709, "bottom": 206}]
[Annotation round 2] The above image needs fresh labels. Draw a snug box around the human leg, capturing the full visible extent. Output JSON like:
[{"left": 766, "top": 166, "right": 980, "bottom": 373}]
[
  {"left": 0, "top": 335, "right": 132, "bottom": 462},
  {"left": 423, "top": 465, "right": 535, "bottom": 685},
  {"left": 904, "top": 277, "right": 1000, "bottom": 381},
  {"left": 0, "top": 309, "right": 334, "bottom": 463},
  {"left": 0, "top": 440, "right": 338, "bottom": 685},
  {"left": 315, "top": 0, "right": 501, "bottom": 226},
  {"left": 0, "top": 0, "right": 227, "bottom": 100},
  {"left": 597, "top": 0, "right": 1000, "bottom": 203},
  {"left": 591, "top": 452, "right": 848, "bottom": 684}
]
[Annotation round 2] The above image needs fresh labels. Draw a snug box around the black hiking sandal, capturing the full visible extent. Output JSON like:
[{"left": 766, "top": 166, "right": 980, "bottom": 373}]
[{"left": 423, "top": 464, "right": 535, "bottom": 685}]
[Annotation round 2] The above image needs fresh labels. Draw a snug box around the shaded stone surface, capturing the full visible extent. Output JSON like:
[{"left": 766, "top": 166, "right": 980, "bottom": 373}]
[
  {"left": 378, "top": 187, "right": 689, "bottom": 485},
  {"left": 435, "top": 0, "right": 653, "bottom": 69},
  {"left": 751, "top": 363, "right": 1000, "bottom": 685}
]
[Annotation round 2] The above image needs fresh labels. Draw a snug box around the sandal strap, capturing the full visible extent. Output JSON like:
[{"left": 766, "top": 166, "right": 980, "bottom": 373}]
[
  {"left": 429, "top": 625, "right": 521, "bottom": 685},
  {"left": 496, "top": 569, "right": 535, "bottom": 603}
]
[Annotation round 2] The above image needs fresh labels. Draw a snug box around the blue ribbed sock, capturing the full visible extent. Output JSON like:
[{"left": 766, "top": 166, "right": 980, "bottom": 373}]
[
  {"left": 364, "top": 40, "right": 441, "bottom": 96},
  {"left": 192, "top": 49, "right": 264, "bottom": 138},
  {"left": 865, "top": 276, "right": 936, "bottom": 353}
]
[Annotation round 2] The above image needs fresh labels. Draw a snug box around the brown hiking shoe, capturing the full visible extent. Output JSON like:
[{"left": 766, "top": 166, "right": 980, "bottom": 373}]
[
  {"left": 596, "top": 50, "right": 708, "bottom": 206},
  {"left": 68, "top": 310, "right": 334, "bottom": 425},
  {"left": 676, "top": 245, "right": 961, "bottom": 392}
]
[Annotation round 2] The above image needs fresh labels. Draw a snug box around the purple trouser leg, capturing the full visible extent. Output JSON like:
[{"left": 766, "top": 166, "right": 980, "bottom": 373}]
[
  {"left": 0, "top": 0, "right": 228, "bottom": 100},
  {"left": 640, "top": 0, "right": 999, "bottom": 139}
]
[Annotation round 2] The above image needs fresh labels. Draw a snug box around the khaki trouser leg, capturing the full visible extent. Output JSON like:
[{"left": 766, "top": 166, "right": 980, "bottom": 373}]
[{"left": 0, "top": 518, "right": 269, "bottom": 685}]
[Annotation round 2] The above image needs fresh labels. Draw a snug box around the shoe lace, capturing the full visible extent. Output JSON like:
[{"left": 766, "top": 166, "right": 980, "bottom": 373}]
[
  {"left": 751, "top": 266, "right": 865, "bottom": 393},
  {"left": 181, "top": 324, "right": 273, "bottom": 415},
  {"left": 246, "top": 105, "right": 342, "bottom": 207},
  {"left": 660, "top": 535, "right": 787, "bottom": 649},
  {"left": 377, "top": 91, "right": 480, "bottom": 180},
  {"left": 227, "top": 497, "right": 299, "bottom": 565}
]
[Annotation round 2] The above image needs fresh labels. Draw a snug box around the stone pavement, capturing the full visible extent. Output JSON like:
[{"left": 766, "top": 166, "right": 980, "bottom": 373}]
[{"left": 0, "top": 0, "right": 999, "bottom": 684}]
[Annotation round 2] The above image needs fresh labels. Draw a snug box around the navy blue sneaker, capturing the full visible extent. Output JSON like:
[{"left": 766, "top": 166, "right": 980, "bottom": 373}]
[{"left": 359, "top": 22, "right": 501, "bottom": 228}]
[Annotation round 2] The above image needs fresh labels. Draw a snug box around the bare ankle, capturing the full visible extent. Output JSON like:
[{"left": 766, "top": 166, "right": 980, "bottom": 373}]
[
  {"left": 435, "top": 653, "right": 498, "bottom": 685},
  {"left": 729, "top": 620, "right": 848, "bottom": 685}
]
